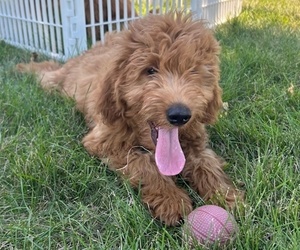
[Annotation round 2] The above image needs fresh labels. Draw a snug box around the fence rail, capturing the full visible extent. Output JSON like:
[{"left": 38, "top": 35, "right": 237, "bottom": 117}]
[{"left": 0, "top": 0, "right": 243, "bottom": 60}]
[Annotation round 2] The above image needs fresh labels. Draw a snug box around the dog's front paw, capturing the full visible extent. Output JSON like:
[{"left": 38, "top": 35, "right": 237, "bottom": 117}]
[{"left": 142, "top": 187, "right": 193, "bottom": 226}]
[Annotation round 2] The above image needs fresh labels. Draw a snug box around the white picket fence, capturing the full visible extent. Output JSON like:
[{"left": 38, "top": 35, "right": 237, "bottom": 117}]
[{"left": 0, "top": 0, "right": 243, "bottom": 60}]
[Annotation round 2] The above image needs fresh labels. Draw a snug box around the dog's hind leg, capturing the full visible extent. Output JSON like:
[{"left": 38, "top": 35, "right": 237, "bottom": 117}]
[
  {"left": 16, "top": 61, "right": 65, "bottom": 91},
  {"left": 16, "top": 61, "right": 61, "bottom": 74}
]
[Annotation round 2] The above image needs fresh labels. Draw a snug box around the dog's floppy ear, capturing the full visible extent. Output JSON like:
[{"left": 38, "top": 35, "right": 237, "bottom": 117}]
[
  {"left": 97, "top": 66, "right": 126, "bottom": 124},
  {"left": 202, "top": 84, "right": 222, "bottom": 124},
  {"left": 96, "top": 32, "right": 134, "bottom": 125}
]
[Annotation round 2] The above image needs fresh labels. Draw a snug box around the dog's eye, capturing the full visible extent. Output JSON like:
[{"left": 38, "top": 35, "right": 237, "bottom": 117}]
[{"left": 147, "top": 67, "right": 158, "bottom": 75}]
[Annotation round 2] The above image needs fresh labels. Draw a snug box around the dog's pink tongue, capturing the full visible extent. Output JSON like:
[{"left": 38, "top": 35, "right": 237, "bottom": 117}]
[{"left": 155, "top": 127, "right": 186, "bottom": 176}]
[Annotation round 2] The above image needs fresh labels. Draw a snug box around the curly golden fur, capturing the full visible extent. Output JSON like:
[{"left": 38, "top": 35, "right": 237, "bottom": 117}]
[{"left": 17, "top": 13, "right": 243, "bottom": 226}]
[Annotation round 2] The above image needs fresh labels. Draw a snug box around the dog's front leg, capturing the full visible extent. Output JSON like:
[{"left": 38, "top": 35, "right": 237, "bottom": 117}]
[
  {"left": 119, "top": 152, "right": 193, "bottom": 226},
  {"left": 182, "top": 148, "right": 244, "bottom": 209}
]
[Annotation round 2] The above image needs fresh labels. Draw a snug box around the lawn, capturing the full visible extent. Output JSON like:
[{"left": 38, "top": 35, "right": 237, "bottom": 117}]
[{"left": 0, "top": 0, "right": 299, "bottom": 249}]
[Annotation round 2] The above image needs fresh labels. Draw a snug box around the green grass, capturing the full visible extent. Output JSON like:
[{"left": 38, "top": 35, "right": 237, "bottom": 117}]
[{"left": 1, "top": 0, "right": 300, "bottom": 249}]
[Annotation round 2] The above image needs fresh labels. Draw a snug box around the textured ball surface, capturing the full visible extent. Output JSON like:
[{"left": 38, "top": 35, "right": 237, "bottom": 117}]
[{"left": 186, "top": 205, "right": 238, "bottom": 245}]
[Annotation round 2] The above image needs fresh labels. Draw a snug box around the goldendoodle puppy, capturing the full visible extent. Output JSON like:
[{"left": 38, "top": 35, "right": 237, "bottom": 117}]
[{"left": 17, "top": 12, "right": 243, "bottom": 226}]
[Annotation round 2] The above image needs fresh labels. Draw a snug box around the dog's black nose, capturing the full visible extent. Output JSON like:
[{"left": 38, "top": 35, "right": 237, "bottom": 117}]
[{"left": 166, "top": 104, "right": 191, "bottom": 126}]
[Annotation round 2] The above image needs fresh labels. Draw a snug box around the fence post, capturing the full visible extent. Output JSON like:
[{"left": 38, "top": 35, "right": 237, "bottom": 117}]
[
  {"left": 190, "top": 0, "right": 202, "bottom": 19},
  {"left": 60, "top": 0, "right": 87, "bottom": 59}
]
